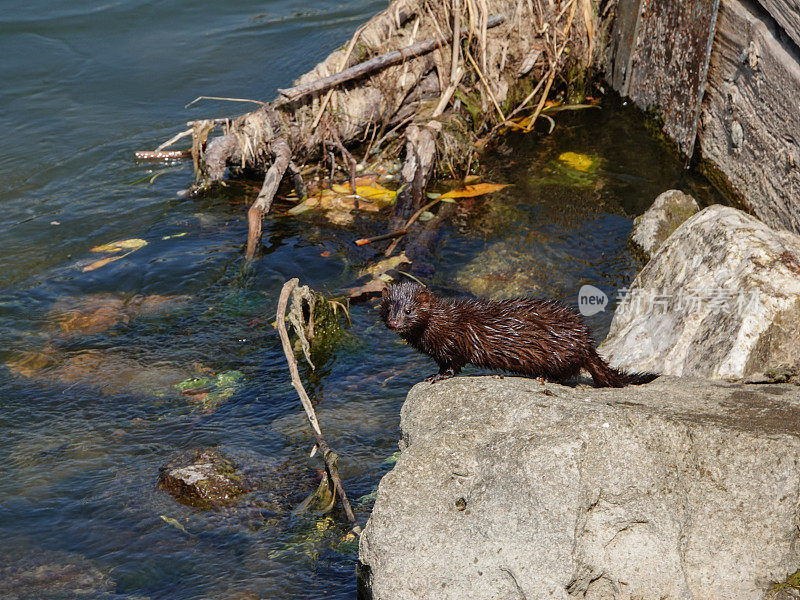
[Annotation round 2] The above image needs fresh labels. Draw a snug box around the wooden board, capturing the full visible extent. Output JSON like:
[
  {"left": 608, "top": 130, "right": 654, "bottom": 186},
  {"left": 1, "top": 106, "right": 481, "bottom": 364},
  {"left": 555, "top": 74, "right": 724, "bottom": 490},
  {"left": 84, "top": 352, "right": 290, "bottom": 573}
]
[
  {"left": 624, "top": 0, "right": 720, "bottom": 158},
  {"left": 698, "top": 0, "right": 800, "bottom": 234},
  {"left": 758, "top": 0, "right": 800, "bottom": 50}
]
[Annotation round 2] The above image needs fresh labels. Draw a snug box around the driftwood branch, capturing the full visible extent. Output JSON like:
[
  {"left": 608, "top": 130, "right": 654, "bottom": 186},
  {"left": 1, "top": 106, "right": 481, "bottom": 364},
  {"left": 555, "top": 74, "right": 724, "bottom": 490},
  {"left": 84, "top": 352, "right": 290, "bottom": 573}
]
[
  {"left": 276, "top": 278, "right": 359, "bottom": 530},
  {"left": 246, "top": 137, "right": 292, "bottom": 259},
  {"left": 277, "top": 13, "right": 505, "bottom": 103}
]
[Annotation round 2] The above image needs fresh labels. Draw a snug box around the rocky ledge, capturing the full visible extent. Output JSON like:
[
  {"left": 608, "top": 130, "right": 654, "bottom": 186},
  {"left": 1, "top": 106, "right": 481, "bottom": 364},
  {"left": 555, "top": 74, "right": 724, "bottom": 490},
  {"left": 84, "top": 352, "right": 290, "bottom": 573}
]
[{"left": 358, "top": 375, "right": 800, "bottom": 600}]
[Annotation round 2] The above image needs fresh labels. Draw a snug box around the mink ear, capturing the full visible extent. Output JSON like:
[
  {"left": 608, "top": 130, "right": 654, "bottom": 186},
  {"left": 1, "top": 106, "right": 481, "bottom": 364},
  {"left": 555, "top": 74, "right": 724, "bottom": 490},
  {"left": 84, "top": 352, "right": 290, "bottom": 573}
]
[
  {"left": 416, "top": 287, "right": 432, "bottom": 303},
  {"left": 381, "top": 285, "right": 389, "bottom": 298}
]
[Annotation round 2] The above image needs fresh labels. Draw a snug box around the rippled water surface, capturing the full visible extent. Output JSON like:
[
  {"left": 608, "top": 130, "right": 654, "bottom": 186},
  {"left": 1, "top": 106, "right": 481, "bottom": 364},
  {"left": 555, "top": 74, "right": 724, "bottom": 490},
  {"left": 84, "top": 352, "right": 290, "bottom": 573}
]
[{"left": 0, "top": 3, "right": 722, "bottom": 598}]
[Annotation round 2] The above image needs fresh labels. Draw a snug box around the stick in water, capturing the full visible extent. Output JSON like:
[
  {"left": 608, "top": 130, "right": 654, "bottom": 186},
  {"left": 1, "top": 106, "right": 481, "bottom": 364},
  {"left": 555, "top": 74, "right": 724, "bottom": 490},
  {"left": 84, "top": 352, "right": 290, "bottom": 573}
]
[{"left": 275, "top": 279, "right": 359, "bottom": 531}]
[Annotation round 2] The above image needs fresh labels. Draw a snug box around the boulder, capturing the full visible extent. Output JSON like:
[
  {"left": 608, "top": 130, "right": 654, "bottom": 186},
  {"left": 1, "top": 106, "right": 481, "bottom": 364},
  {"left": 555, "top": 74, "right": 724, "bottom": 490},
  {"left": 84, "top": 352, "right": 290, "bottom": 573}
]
[
  {"left": 358, "top": 375, "right": 800, "bottom": 600},
  {"left": 158, "top": 448, "right": 250, "bottom": 508},
  {"left": 629, "top": 190, "right": 699, "bottom": 259},
  {"left": 601, "top": 204, "right": 800, "bottom": 380}
]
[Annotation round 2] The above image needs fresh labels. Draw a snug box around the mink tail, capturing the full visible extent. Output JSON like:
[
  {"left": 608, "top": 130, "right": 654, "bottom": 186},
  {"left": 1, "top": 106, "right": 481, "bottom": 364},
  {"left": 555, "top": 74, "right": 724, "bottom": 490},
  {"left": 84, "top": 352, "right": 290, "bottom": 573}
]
[{"left": 584, "top": 349, "right": 658, "bottom": 388}]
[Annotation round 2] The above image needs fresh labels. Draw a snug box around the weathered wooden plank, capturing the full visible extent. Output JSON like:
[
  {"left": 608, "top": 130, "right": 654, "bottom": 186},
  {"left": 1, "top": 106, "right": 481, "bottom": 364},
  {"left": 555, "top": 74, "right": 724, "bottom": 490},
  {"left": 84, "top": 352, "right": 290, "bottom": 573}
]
[
  {"left": 758, "top": 0, "right": 800, "bottom": 50},
  {"left": 698, "top": 0, "right": 800, "bottom": 234},
  {"left": 624, "top": 0, "right": 720, "bottom": 158},
  {"left": 604, "top": 0, "right": 641, "bottom": 92}
]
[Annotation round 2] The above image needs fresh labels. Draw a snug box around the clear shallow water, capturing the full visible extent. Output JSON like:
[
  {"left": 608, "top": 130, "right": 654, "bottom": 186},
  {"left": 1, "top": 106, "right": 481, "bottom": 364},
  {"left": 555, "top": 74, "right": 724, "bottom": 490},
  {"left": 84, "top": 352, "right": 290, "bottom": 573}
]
[{"left": 0, "top": 3, "right": 723, "bottom": 598}]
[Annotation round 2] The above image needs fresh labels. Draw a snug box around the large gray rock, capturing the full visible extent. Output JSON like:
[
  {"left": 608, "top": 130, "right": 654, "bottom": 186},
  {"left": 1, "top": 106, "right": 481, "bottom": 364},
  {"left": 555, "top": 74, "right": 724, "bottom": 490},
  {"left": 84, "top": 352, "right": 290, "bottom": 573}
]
[
  {"left": 601, "top": 204, "right": 800, "bottom": 380},
  {"left": 358, "top": 376, "right": 800, "bottom": 600},
  {"left": 630, "top": 190, "right": 700, "bottom": 260}
]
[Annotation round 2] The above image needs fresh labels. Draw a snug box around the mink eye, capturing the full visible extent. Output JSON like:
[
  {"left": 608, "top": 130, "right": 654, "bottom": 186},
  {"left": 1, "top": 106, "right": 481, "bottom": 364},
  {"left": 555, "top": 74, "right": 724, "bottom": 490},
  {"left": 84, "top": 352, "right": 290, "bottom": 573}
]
[{"left": 404, "top": 307, "right": 412, "bottom": 315}]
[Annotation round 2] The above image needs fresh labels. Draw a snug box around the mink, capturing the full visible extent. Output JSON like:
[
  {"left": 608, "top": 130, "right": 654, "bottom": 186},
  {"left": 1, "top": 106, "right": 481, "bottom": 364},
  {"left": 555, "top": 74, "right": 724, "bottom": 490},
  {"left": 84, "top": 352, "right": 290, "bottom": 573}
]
[{"left": 380, "top": 281, "right": 657, "bottom": 387}]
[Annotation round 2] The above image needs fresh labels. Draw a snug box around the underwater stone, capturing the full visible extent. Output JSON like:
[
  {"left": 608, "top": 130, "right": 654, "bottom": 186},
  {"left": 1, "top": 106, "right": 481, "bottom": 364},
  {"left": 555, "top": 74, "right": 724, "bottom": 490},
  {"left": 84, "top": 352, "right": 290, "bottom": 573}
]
[{"left": 158, "top": 448, "right": 250, "bottom": 509}]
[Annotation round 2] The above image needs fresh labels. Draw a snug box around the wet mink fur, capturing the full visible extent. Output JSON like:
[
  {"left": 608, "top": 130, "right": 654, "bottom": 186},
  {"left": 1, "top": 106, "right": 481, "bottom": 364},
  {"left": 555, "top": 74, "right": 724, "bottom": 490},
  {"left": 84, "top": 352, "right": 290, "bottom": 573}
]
[{"left": 380, "top": 281, "right": 657, "bottom": 387}]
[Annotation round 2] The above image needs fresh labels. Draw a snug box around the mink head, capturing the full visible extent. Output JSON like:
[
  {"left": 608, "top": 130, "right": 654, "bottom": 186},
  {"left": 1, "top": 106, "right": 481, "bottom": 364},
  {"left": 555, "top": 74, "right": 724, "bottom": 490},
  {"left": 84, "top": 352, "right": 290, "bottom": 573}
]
[{"left": 380, "top": 281, "right": 433, "bottom": 334}]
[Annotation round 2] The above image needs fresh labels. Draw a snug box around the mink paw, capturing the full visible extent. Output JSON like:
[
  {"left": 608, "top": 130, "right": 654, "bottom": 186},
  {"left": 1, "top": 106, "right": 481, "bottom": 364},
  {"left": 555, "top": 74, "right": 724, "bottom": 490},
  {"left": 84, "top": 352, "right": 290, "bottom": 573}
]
[{"left": 424, "top": 372, "right": 454, "bottom": 384}]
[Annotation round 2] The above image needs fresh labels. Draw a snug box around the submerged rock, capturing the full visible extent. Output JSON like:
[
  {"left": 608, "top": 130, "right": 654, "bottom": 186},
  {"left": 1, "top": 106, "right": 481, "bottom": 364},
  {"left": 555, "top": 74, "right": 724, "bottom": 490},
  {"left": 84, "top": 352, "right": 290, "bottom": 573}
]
[
  {"left": 158, "top": 448, "right": 251, "bottom": 509},
  {"left": 358, "top": 376, "right": 800, "bottom": 600},
  {"left": 601, "top": 205, "right": 800, "bottom": 379},
  {"left": 0, "top": 548, "right": 115, "bottom": 599},
  {"left": 629, "top": 189, "right": 699, "bottom": 259}
]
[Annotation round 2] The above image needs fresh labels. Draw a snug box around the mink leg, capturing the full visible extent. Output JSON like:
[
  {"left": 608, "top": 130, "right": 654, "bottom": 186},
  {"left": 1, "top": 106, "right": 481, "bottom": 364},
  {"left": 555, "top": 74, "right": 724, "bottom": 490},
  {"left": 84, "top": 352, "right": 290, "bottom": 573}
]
[{"left": 424, "top": 364, "right": 460, "bottom": 384}]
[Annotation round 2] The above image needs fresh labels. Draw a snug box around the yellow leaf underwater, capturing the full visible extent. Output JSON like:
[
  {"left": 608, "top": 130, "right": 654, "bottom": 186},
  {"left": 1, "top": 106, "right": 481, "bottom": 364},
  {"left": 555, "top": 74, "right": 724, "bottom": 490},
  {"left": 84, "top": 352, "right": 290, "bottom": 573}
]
[
  {"left": 90, "top": 238, "right": 148, "bottom": 253},
  {"left": 439, "top": 183, "right": 509, "bottom": 199},
  {"left": 83, "top": 255, "right": 124, "bottom": 272},
  {"left": 558, "top": 152, "right": 595, "bottom": 172},
  {"left": 330, "top": 183, "right": 397, "bottom": 204}
]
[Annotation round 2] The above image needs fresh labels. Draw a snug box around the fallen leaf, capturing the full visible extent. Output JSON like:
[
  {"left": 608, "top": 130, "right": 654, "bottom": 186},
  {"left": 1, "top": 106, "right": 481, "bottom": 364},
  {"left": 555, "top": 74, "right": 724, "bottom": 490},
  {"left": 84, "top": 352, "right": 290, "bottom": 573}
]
[
  {"left": 439, "top": 183, "right": 510, "bottom": 199},
  {"left": 558, "top": 152, "right": 595, "bottom": 172},
  {"left": 331, "top": 183, "right": 397, "bottom": 204},
  {"left": 90, "top": 238, "right": 148, "bottom": 253},
  {"left": 83, "top": 255, "right": 124, "bottom": 272},
  {"left": 346, "top": 278, "right": 387, "bottom": 300},
  {"left": 160, "top": 515, "right": 189, "bottom": 534},
  {"left": 360, "top": 252, "right": 411, "bottom": 277},
  {"left": 320, "top": 250, "right": 332, "bottom": 257}
]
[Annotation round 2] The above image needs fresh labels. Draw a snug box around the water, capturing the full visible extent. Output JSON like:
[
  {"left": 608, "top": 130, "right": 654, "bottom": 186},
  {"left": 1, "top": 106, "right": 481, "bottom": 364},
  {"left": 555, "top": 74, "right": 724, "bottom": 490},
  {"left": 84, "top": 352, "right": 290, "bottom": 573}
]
[{"left": 0, "top": 3, "right": 723, "bottom": 599}]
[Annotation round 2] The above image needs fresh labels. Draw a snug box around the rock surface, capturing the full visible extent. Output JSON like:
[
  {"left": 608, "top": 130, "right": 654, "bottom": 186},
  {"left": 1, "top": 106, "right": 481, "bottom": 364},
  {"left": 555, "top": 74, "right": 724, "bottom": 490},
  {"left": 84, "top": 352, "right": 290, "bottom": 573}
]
[
  {"left": 629, "top": 189, "right": 699, "bottom": 259},
  {"left": 0, "top": 548, "right": 115, "bottom": 599},
  {"left": 601, "top": 205, "right": 800, "bottom": 380},
  {"left": 158, "top": 448, "right": 250, "bottom": 508},
  {"left": 358, "top": 375, "right": 800, "bottom": 600}
]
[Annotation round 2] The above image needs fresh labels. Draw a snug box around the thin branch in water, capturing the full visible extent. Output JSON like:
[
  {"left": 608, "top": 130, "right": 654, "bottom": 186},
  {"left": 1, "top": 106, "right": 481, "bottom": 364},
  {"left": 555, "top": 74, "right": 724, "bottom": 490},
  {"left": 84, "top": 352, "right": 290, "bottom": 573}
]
[
  {"left": 275, "top": 279, "right": 359, "bottom": 531},
  {"left": 354, "top": 229, "right": 407, "bottom": 246},
  {"left": 185, "top": 96, "right": 267, "bottom": 108},
  {"left": 133, "top": 150, "right": 190, "bottom": 160}
]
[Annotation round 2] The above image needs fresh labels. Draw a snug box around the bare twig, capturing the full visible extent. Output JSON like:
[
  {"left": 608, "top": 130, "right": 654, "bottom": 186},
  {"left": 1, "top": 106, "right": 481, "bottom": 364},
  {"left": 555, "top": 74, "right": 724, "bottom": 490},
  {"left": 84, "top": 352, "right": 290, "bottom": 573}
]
[
  {"left": 185, "top": 96, "right": 267, "bottom": 108},
  {"left": 276, "top": 279, "right": 359, "bottom": 530},
  {"left": 368, "top": 114, "right": 415, "bottom": 156},
  {"left": 155, "top": 128, "right": 193, "bottom": 152},
  {"left": 523, "top": 0, "right": 578, "bottom": 132},
  {"left": 432, "top": 0, "right": 464, "bottom": 118},
  {"left": 324, "top": 132, "right": 358, "bottom": 193},
  {"left": 354, "top": 229, "right": 408, "bottom": 246},
  {"left": 276, "top": 14, "right": 506, "bottom": 103},
  {"left": 465, "top": 51, "right": 505, "bottom": 122}
]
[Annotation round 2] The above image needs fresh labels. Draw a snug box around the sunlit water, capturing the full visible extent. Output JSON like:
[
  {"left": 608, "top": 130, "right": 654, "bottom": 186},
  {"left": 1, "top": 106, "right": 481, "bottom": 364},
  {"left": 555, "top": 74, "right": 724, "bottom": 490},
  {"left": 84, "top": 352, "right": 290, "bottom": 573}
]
[{"left": 0, "top": 3, "right": 723, "bottom": 598}]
